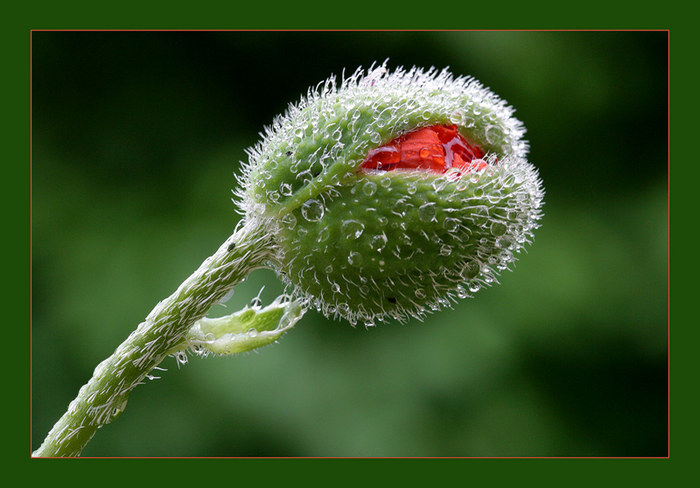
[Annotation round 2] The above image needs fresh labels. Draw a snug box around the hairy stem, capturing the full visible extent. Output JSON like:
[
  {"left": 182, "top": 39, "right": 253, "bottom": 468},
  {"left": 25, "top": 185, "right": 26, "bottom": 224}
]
[{"left": 33, "top": 219, "right": 272, "bottom": 457}]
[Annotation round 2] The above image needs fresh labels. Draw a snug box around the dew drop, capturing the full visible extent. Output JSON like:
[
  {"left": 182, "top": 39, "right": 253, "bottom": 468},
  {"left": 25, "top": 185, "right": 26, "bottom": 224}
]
[
  {"left": 362, "top": 180, "right": 377, "bottom": 196},
  {"left": 485, "top": 125, "right": 504, "bottom": 145},
  {"left": 432, "top": 178, "right": 449, "bottom": 192},
  {"left": 443, "top": 217, "right": 460, "bottom": 233},
  {"left": 463, "top": 260, "right": 481, "bottom": 279},
  {"left": 392, "top": 199, "right": 408, "bottom": 216},
  {"left": 496, "top": 236, "right": 513, "bottom": 249},
  {"left": 341, "top": 220, "right": 365, "bottom": 239},
  {"left": 418, "top": 202, "right": 437, "bottom": 222},
  {"left": 471, "top": 205, "right": 490, "bottom": 226},
  {"left": 370, "top": 233, "right": 388, "bottom": 251},
  {"left": 456, "top": 285, "right": 469, "bottom": 299},
  {"left": 301, "top": 199, "right": 324, "bottom": 222},
  {"left": 490, "top": 222, "right": 507, "bottom": 236}
]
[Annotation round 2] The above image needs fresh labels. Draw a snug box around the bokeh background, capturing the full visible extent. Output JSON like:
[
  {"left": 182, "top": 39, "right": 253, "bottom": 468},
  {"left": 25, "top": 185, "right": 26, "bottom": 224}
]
[{"left": 31, "top": 31, "right": 668, "bottom": 457}]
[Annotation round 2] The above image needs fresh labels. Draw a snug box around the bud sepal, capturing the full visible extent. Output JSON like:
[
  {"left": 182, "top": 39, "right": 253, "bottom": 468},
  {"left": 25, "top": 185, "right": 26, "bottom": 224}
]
[
  {"left": 238, "top": 62, "right": 544, "bottom": 326},
  {"left": 170, "top": 295, "right": 304, "bottom": 361}
]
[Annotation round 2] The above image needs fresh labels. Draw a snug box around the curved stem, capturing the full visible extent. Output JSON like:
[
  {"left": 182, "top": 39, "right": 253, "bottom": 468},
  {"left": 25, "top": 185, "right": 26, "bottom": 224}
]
[{"left": 33, "top": 219, "right": 272, "bottom": 457}]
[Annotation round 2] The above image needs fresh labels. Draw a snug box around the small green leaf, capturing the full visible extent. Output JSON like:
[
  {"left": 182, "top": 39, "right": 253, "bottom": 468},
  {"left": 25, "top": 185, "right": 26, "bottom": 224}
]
[{"left": 173, "top": 295, "right": 304, "bottom": 357}]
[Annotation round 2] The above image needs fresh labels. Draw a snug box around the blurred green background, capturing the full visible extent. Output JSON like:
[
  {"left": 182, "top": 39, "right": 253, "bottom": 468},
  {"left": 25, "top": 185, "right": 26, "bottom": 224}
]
[{"left": 31, "top": 31, "right": 667, "bottom": 457}]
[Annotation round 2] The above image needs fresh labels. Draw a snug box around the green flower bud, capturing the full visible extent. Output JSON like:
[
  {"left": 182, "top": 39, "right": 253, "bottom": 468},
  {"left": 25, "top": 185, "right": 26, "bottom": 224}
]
[{"left": 236, "top": 62, "right": 544, "bottom": 326}]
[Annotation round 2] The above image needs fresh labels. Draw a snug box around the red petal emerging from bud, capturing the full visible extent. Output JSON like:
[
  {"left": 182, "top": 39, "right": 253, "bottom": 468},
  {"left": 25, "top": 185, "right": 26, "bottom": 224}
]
[{"left": 361, "top": 124, "right": 489, "bottom": 175}]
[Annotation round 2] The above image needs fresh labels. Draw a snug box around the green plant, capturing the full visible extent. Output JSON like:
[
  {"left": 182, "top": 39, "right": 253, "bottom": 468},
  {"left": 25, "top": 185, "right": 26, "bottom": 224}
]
[{"left": 33, "top": 62, "right": 544, "bottom": 457}]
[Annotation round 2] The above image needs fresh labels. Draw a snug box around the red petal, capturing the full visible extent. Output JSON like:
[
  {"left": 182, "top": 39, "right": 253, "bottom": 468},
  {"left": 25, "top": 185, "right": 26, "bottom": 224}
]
[{"left": 361, "top": 124, "right": 491, "bottom": 175}]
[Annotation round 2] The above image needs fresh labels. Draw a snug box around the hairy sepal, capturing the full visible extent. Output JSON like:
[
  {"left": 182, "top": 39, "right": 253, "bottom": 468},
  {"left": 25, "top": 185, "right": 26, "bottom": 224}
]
[{"left": 274, "top": 155, "right": 543, "bottom": 326}]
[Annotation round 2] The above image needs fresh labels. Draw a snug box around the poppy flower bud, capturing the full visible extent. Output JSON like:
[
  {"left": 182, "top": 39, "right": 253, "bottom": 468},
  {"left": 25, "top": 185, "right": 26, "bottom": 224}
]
[{"left": 237, "top": 62, "right": 544, "bottom": 326}]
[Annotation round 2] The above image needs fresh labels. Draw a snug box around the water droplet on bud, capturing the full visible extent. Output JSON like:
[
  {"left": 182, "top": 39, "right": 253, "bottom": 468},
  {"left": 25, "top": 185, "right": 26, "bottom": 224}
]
[
  {"left": 490, "top": 222, "right": 507, "bottom": 236},
  {"left": 464, "top": 261, "right": 481, "bottom": 279},
  {"left": 444, "top": 217, "right": 460, "bottom": 233},
  {"left": 370, "top": 233, "right": 388, "bottom": 251},
  {"left": 362, "top": 180, "right": 377, "bottom": 196},
  {"left": 301, "top": 199, "right": 324, "bottom": 222},
  {"left": 418, "top": 202, "right": 437, "bottom": 222},
  {"left": 341, "top": 220, "right": 365, "bottom": 239},
  {"left": 485, "top": 125, "right": 504, "bottom": 145},
  {"left": 456, "top": 285, "right": 469, "bottom": 299},
  {"left": 392, "top": 198, "right": 408, "bottom": 216}
]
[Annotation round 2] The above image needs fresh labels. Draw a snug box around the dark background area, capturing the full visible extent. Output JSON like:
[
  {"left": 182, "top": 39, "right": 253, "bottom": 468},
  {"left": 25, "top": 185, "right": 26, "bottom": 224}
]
[{"left": 31, "top": 31, "right": 668, "bottom": 457}]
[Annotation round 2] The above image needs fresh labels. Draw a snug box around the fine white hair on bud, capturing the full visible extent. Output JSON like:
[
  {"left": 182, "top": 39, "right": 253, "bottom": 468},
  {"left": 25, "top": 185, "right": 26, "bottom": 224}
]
[{"left": 235, "top": 61, "right": 544, "bottom": 326}]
